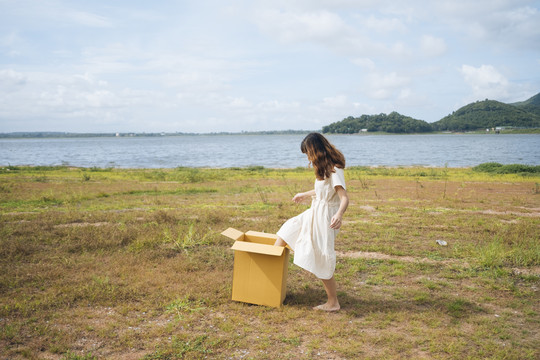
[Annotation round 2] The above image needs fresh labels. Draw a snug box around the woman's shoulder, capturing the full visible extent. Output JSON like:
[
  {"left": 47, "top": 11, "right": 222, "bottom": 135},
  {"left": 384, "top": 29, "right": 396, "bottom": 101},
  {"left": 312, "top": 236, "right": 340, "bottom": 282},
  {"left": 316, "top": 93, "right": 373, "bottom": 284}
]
[{"left": 331, "top": 167, "right": 346, "bottom": 187}]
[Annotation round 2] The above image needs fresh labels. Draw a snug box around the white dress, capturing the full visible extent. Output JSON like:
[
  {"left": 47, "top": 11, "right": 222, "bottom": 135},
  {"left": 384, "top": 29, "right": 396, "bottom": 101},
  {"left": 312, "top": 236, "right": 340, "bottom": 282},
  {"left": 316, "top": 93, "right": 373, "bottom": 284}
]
[{"left": 277, "top": 168, "right": 346, "bottom": 280}]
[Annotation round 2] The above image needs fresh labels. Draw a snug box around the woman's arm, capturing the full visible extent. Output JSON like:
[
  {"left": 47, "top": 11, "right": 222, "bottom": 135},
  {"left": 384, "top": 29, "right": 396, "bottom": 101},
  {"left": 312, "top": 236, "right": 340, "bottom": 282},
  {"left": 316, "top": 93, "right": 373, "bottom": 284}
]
[
  {"left": 330, "top": 186, "right": 349, "bottom": 229},
  {"left": 292, "top": 189, "right": 316, "bottom": 203}
]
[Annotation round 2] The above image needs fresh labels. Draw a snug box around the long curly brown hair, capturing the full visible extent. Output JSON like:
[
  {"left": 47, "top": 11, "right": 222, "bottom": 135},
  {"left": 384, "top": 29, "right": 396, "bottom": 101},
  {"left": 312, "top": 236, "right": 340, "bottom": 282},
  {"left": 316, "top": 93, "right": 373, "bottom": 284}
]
[{"left": 301, "top": 133, "right": 345, "bottom": 180}]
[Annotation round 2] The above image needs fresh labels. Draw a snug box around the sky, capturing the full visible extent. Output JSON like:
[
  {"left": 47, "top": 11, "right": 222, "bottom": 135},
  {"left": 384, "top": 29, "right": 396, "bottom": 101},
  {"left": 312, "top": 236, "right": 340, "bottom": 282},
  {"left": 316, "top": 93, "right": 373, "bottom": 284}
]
[{"left": 1, "top": 0, "right": 540, "bottom": 133}]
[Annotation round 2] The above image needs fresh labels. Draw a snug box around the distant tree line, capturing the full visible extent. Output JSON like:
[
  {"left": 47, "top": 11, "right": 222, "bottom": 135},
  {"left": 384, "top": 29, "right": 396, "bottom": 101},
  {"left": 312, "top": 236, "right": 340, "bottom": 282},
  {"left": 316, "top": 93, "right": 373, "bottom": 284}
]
[
  {"left": 0, "top": 132, "right": 116, "bottom": 138},
  {"left": 432, "top": 100, "right": 540, "bottom": 131},
  {"left": 322, "top": 112, "right": 433, "bottom": 134},
  {"left": 511, "top": 92, "right": 540, "bottom": 116},
  {"left": 322, "top": 95, "right": 540, "bottom": 134}
]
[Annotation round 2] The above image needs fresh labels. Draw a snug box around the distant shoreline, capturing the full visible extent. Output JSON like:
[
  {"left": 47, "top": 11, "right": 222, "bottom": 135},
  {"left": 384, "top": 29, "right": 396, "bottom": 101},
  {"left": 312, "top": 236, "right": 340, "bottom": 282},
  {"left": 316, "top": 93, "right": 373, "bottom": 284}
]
[
  {"left": 1, "top": 129, "right": 539, "bottom": 139},
  {"left": 0, "top": 130, "right": 312, "bottom": 139}
]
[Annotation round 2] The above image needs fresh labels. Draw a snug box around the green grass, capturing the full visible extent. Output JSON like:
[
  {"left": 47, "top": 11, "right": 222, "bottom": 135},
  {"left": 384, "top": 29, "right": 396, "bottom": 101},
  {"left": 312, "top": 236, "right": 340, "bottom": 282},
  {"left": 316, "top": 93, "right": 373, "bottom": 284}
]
[
  {"left": 0, "top": 165, "right": 539, "bottom": 359},
  {"left": 473, "top": 162, "right": 540, "bottom": 175}
]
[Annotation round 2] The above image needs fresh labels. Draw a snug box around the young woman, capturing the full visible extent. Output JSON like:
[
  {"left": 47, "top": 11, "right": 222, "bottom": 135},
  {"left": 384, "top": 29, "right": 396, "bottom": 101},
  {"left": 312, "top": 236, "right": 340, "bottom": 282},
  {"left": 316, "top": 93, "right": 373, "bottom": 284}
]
[{"left": 274, "top": 132, "right": 349, "bottom": 312}]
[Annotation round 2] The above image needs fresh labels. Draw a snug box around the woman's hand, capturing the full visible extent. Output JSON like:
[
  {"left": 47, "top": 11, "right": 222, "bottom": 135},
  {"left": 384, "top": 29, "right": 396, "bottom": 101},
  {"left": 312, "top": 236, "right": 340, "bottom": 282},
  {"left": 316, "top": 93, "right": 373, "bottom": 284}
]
[
  {"left": 330, "top": 213, "right": 343, "bottom": 229},
  {"left": 292, "top": 192, "right": 307, "bottom": 203},
  {"left": 330, "top": 186, "right": 348, "bottom": 230},
  {"left": 292, "top": 190, "right": 315, "bottom": 203}
]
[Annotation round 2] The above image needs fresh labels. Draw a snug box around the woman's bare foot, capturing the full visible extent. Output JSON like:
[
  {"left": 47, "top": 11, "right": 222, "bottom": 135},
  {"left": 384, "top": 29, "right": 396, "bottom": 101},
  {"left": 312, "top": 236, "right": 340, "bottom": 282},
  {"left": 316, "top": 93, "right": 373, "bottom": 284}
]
[{"left": 313, "top": 302, "right": 340, "bottom": 312}]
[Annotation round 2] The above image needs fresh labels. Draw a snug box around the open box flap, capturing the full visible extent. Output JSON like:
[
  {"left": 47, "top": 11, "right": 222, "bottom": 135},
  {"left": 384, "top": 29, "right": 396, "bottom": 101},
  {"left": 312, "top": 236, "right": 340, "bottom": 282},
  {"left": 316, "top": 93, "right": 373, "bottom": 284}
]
[
  {"left": 245, "top": 230, "right": 278, "bottom": 241},
  {"left": 231, "top": 241, "right": 285, "bottom": 257},
  {"left": 221, "top": 228, "right": 245, "bottom": 241}
]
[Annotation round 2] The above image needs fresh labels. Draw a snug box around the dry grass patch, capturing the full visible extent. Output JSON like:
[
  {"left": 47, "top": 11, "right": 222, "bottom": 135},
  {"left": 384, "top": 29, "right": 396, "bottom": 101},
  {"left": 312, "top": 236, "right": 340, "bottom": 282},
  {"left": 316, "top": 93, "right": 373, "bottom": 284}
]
[{"left": 1, "top": 166, "right": 538, "bottom": 359}]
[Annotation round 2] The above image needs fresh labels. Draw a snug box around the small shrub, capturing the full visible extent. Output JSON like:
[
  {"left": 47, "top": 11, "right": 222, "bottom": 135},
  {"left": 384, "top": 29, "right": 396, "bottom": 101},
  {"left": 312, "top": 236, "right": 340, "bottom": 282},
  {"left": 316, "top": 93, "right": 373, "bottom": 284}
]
[
  {"left": 498, "top": 164, "right": 540, "bottom": 174},
  {"left": 247, "top": 165, "right": 265, "bottom": 172},
  {"left": 185, "top": 168, "right": 203, "bottom": 183},
  {"left": 166, "top": 296, "right": 206, "bottom": 315},
  {"left": 473, "top": 162, "right": 540, "bottom": 175},
  {"left": 0, "top": 165, "right": 21, "bottom": 173},
  {"left": 475, "top": 235, "right": 540, "bottom": 268},
  {"left": 476, "top": 238, "right": 506, "bottom": 268},
  {"left": 472, "top": 162, "right": 503, "bottom": 173},
  {"left": 163, "top": 223, "right": 212, "bottom": 252}
]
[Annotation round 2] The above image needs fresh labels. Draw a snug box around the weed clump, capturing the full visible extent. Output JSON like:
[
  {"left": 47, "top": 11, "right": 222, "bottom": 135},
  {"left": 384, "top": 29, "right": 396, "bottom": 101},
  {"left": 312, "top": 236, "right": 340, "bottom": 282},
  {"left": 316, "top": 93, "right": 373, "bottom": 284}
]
[{"left": 473, "top": 162, "right": 540, "bottom": 175}]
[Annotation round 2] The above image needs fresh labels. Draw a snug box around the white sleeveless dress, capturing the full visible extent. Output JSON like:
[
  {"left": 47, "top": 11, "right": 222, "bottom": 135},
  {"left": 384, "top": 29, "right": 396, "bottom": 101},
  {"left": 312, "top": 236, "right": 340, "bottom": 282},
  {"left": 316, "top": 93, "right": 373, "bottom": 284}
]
[{"left": 277, "top": 168, "right": 346, "bottom": 280}]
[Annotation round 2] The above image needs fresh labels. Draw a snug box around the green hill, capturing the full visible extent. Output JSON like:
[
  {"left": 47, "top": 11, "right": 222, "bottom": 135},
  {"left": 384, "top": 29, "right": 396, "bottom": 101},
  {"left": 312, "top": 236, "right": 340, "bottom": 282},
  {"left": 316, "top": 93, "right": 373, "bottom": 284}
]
[
  {"left": 431, "top": 99, "right": 540, "bottom": 131},
  {"left": 322, "top": 92, "right": 540, "bottom": 134},
  {"left": 322, "top": 112, "right": 432, "bottom": 134},
  {"left": 511, "top": 92, "right": 540, "bottom": 116}
]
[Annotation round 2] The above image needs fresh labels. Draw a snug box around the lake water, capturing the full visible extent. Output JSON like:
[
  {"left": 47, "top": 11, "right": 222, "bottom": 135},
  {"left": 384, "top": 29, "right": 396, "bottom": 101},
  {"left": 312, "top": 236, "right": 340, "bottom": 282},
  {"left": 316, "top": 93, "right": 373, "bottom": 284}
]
[{"left": 1, "top": 134, "right": 539, "bottom": 168}]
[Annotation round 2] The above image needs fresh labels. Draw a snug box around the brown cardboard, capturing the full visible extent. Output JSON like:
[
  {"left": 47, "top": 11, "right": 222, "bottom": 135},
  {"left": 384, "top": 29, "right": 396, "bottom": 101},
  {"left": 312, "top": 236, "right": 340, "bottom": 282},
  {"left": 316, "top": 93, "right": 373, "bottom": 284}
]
[{"left": 221, "top": 228, "right": 290, "bottom": 308}]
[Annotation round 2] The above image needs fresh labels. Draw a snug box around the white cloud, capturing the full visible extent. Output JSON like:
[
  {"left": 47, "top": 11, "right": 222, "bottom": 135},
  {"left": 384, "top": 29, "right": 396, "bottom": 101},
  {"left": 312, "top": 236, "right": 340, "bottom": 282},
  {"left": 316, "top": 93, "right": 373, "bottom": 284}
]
[
  {"left": 254, "top": 8, "right": 411, "bottom": 58},
  {"left": 398, "top": 88, "right": 412, "bottom": 101},
  {"left": 65, "top": 10, "right": 113, "bottom": 28},
  {"left": 360, "top": 14, "right": 407, "bottom": 33},
  {"left": 0, "top": 0, "right": 115, "bottom": 31},
  {"left": 433, "top": 1, "right": 540, "bottom": 49},
  {"left": 257, "top": 100, "right": 301, "bottom": 112},
  {"left": 256, "top": 9, "right": 350, "bottom": 44},
  {"left": 0, "top": 69, "right": 27, "bottom": 90},
  {"left": 0, "top": 31, "right": 25, "bottom": 57},
  {"left": 365, "top": 72, "right": 411, "bottom": 100},
  {"left": 460, "top": 64, "right": 509, "bottom": 100},
  {"left": 80, "top": 44, "right": 147, "bottom": 74},
  {"left": 255, "top": 0, "right": 379, "bottom": 12},
  {"left": 420, "top": 35, "right": 446, "bottom": 57},
  {"left": 163, "top": 70, "right": 231, "bottom": 94},
  {"left": 0, "top": 68, "right": 165, "bottom": 130},
  {"left": 322, "top": 95, "right": 347, "bottom": 107},
  {"left": 0, "top": 31, "right": 21, "bottom": 48},
  {"left": 351, "top": 57, "right": 375, "bottom": 69},
  {"left": 229, "top": 97, "right": 252, "bottom": 108}
]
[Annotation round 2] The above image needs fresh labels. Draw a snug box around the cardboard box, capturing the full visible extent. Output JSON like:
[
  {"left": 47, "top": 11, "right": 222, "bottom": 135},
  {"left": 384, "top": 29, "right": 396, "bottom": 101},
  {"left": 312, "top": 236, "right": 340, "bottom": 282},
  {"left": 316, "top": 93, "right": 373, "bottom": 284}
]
[{"left": 221, "top": 228, "right": 290, "bottom": 308}]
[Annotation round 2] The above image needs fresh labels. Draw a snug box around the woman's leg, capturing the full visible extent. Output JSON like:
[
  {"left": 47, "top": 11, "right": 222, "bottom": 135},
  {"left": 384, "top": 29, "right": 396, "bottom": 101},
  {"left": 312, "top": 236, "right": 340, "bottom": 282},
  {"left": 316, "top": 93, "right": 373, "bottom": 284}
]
[{"left": 314, "top": 276, "right": 340, "bottom": 312}]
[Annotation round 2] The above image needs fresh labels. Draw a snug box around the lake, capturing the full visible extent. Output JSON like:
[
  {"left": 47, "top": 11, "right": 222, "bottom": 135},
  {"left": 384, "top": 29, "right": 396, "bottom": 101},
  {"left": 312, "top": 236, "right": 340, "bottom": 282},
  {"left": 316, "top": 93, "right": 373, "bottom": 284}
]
[{"left": 1, "top": 134, "right": 539, "bottom": 168}]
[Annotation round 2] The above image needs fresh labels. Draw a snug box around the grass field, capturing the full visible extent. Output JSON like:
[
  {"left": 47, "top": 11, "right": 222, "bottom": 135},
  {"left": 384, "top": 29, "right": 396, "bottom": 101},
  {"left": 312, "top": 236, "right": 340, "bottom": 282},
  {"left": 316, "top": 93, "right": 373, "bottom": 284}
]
[{"left": 1, "top": 165, "right": 539, "bottom": 359}]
